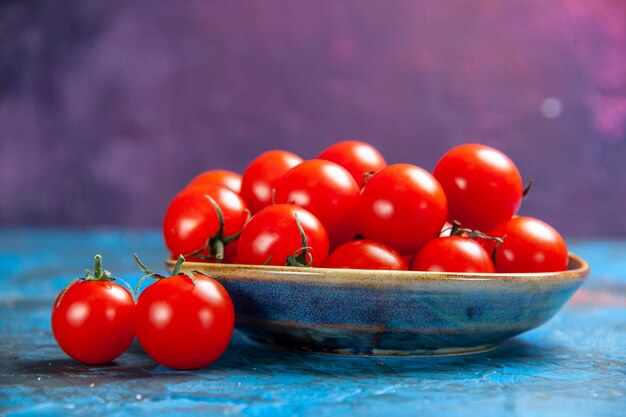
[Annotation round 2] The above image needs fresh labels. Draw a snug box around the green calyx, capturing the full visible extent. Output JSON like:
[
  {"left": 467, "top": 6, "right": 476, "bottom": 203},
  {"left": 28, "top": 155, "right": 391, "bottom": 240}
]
[
  {"left": 285, "top": 213, "right": 313, "bottom": 267},
  {"left": 448, "top": 220, "right": 507, "bottom": 264},
  {"left": 85, "top": 254, "right": 112, "bottom": 280},
  {"left": 133, "top": 253, "right": 218, "bottom": 297},
  {"left": 186, "top": 194, "right": 249, "bottom": 263},
  {"left": 55, "top": 254, "right": 132, "bottom": 308}
]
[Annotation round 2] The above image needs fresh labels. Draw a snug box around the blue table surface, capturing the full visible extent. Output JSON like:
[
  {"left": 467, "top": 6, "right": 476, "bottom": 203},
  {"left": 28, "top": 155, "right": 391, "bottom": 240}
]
[{"left": 0, "top": 229, "right": 624, "bottom": 417}]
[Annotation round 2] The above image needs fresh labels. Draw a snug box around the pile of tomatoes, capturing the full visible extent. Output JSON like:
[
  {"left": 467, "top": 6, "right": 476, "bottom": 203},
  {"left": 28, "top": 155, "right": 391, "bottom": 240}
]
[
  {"left": 52, "top": 141, "right": 569, "bottom": 370},
  {"left": 164, "top": 141, "right": 568, "bottom": 274}
]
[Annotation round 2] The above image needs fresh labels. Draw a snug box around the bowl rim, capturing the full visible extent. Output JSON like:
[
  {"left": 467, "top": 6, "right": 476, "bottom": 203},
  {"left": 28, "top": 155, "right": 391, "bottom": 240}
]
[{"left": 168, "top": 252, "right": 590, "bottom": 286}]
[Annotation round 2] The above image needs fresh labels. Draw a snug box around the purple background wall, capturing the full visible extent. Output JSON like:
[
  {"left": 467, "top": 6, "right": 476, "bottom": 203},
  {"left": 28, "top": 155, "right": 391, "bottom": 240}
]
[{"left": 2, "top": 0, "right": 626, "bottom": 236}]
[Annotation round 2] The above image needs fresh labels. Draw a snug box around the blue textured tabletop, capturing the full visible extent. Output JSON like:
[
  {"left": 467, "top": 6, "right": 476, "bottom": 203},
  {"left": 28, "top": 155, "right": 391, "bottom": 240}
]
[{"left": 0, "top": 229, "right": 624, "bottom": 417}]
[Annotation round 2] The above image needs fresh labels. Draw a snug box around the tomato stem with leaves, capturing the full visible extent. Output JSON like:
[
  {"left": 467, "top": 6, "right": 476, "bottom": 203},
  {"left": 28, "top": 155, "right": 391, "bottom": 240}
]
[
  {"left": 56, "top": 255, "right": 132, "bottom": 308},
  {"left": 361, "top": 170, "right": 376, "bottom": 188},
  {"left": 285, "top": 214, "right": 313, "bottom": 267},
  {"left": 186, "top": 195, "right": 248, "bottom": 262},
  {"left": 449, "top": 220, "right": 506, "bottom": 264},
  {"left": 133, "top": 254, "right": 212, "bottom": 296}
]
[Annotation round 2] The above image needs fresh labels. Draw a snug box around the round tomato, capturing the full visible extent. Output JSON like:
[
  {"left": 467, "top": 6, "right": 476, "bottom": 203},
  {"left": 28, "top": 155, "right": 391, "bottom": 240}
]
[
  {"left": 356, "top": 164, "right": 448, "bottom": 254},
  {"left": 134, "top": 260, "right": 234, "bottom": 370},
  {"left": 433, "top": 144, "right": 523, "bottom": 231},
  {"left": 317, "top": 141, "right": 387, "bottom": 187},
  {"left": 236, "top": 204, "right": 329, "bottom": 267},
  {"left": 163, "top": 184, "right": 248, "bottom": 261},
  {"left": 274, "top": 160, "right": 360, "bottom": 249},
  {"left": 51, "top": 255, "right": 134, "bottom": 364},
  {"left": 324, "top": 239, "right": 407, "bottom": 271},
  {"left": 187, "top": 169, "right": 242, "bottom": 194},
  {"left": 240, "top": 150, "right": 303, "bottom": 214},
  {"left": 488, "top": 216, "right": 568, "bottom": 273},
  {"left": 410, "top": 236, "right": 495, "bottom": 273}
]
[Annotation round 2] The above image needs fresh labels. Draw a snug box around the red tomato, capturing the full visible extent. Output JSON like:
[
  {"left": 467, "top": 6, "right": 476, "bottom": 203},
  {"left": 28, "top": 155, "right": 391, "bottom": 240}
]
[
  {"left": 487, "top": 216, "right": 568, "bottom": 273},
  {"left": 236, "top": 204, "right": 329, "bottom": 267},
  {"left": 163, "top": 184, "right": 248, "bottom": 261},
  {"left": 240, "top": 150, "right": 303, "bottom": 214},
  {"left": 324, "top": 239, "right": 407, "bottom": 271},
  {"left": 410, "top": 236, "right": 495, "bottom": 273},
  {"left": 135, "top": 269, "right": 234, "bottom": 370},
  {"left": 51, "top": 255, "right": 134, "bottom": 364},
  {"left": 317, "top": 141, "right": 387, "bottom": 187},
  {"left": 433, "top": 144, "right": 523, "bottom": 231},
  {"left": 274, "top": 160, "right": 360, "bottom": 249},
  {"left": 356, "top": 164, "right": 448, "bottom": 254},
  {"left": 187, "top": 169, "right": 242, "bottom": 194}
]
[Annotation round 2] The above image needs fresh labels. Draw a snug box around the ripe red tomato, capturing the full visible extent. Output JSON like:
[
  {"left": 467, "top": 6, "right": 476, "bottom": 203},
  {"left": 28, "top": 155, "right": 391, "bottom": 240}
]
[
  {"left": 317, "top": 141, "right": 387, "bottom": 187},
  {"left": 51, "top": 255, "right": 134, "bottom": 364},
  {"left": 135, "top": 262, "right": 234, "bottom": 370},
  {"left": 356, "top": 164, "right": 448, "bottom": 254},
  {"left": 240, "top": 150, "right": 303, "bottom": 214},
  {"left": 236, "top": 204, "right": 329, "bottom": 267},
  {"left": 187, "top": 169, "right": 242, "bottom": 194},
  {"left": 274, "top": 160, "right": 360, "bottom": 249},
  {"left": 324, "top": 239, "right": 407, "bottom": 270},
  {"left": 410, "top": 236, "right": 495, "bottom": 273},
  {"left": 163, "top": 183, "right": 248, "bottom": 261},
  {"left": 487, "top": 216, "right": 568, "bottom": 273},
  {"left": 433, "top": 144, "right": 523, "bottom": 231}
]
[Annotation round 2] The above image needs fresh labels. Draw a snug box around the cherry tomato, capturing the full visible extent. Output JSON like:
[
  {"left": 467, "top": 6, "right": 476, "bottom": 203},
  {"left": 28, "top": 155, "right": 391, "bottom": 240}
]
[
  {"left": 187, "top": 169, "right": 242, "bottom": 194},
  {"left": 274, "top": 160, "right": 360, "bottom": 249},
  {"left": 433, "top": 144, "right": 523, "bottom": 231},
  {"left": 356, "top": 164, "right": 448, "bottom": 254},
  {"left": 163, "top": 184, "right": 248, "bottom": 261},
  {"left": 240, "top": 150, "right": 303, "bottom": 214},
  {"left": 135, "top": 261, "right": 234, "bottom": 370},
  {"left": 236, "top": 204, "right": 329, "bottom": 267},
  {"left": 410, "top": 236, "right": 495, "bottom": 273},
  {"left": 487, "top": 216, "right": 568, "bottom": 273},
  {"left": 317, "top": 141, "right": 387, "bottom": 187},
  {"left": 51, "top": 255, "right": 134, "bottom": 364},
  {"left": 324, "top": 239, "right": 407, "bottom": 271}
]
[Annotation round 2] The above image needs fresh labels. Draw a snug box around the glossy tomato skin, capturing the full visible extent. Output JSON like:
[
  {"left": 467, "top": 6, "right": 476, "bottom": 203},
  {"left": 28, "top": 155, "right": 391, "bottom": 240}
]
[
  {"left": 317, "top": 141, "right": 387, "bottom": 187},
  {"left": 324, "top": 239, "right": 407, "bottom": 271},
  {"left": 52, "top": 281, "right": 135, "bottom": 364},
  {"left": 236, "top": 204, "right": 329, "bottom": 267},
  {"left": 433, "top": 144, "right": 523, "bottom": 231},
  {"left": 240, "top": 150, "right": 303, "bottom": 214},
  {"left": 163, "top": 184, "right": 248, "bottom": 258},
  {"left": 488, "top": 216, "right": 568, "bottom": 273},
  {"left": 187, "top": 169, "right": 242, "bottom": 194},
  {"left": 135, "top": 274, "right": 234, "bottom": 370},
  {"left": 356, "top": 164, "right": 448, "bottom": 254},
  {"left": 410, "top": 236, "right": 495, "bottom": 273},
  {"left": 274, "top": 160, "right": 360, "bottom": 249}
]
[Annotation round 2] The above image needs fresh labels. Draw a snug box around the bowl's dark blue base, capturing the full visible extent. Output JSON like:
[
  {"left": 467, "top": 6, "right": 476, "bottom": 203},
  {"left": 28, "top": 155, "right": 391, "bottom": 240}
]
[{"left": 237, "top": 322, "right": 508, "bottom": 356}]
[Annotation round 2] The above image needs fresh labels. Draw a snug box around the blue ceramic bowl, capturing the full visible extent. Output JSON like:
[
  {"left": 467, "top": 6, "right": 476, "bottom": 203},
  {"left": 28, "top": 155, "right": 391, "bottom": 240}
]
[{"left": 172, "top": 253, "right": 589, "bottom": 356}]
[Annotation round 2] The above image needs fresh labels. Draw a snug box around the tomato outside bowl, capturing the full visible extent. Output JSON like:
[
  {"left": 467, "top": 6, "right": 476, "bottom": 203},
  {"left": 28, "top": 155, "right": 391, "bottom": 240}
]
[{"left": 167, "top": 253, "right": 589, "bottom": 357}]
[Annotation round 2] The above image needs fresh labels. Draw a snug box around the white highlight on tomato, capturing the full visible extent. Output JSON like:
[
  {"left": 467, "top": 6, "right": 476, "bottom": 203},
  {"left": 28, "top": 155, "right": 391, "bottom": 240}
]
[
  {"left": 67, "top": 302, "right": 89, "bottom": 326},
  {"left": 252, "top": 232, "right": 279, "bottom": 256},
  {"left": 476, "top": 148, "right": 511, "bottom": 171},
  {"left": 454, "top": 177, "right": 468, "bottom": 190},
  {"left": 373, "top": 199, "right": 394, "bottom": 219},
  {"left": 288, "top": 190, "right": 311, "bottom": 206},
  {"left": 149, "top": 301, "right": 173, "bottom": 330}
]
